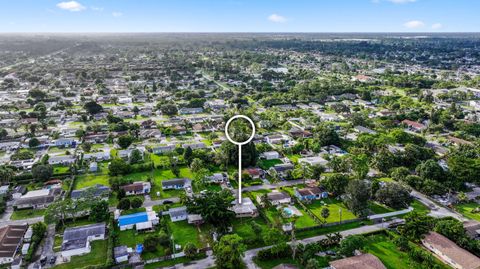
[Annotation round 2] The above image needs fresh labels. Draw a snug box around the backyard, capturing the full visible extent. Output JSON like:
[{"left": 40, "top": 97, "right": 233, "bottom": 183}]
[{"left": 53, "top": 240, "right": 108, "bottom": 269}]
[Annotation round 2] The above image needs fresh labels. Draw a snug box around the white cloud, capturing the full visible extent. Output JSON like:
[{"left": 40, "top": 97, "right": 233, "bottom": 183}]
[
  {"left": 112, "top": 11, "right": 123, "bottom": 17},
  {"left": 268, "top": 14, "right": 287, "bottom": 23},
  {"left": 387, "top": 0, "right": 417, "bottom": 3},
  {"left": 431, "top": 23, "right": 443, "bottom": 30},
  {"left": 56, "top": 1, "right": 86, "bottom": 12},
  {"left": 91, "top": 6, "right": 104, "bottom": 12},
  {"left": 403, "top": 20, "right": 425, "bottom": 29}
]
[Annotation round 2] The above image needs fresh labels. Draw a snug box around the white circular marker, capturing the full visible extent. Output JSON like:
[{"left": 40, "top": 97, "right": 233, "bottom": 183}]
[
  {"left": 224, "top": 115, "right": 256, "bottom": 145},
  {"left": 224, "top": 115, "right": 256, "bottom": 204}
]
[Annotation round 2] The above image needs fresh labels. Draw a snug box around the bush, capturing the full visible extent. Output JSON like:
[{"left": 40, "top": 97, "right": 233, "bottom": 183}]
[
  {"left": 117, "top": 198, "right": 130, "bottom": 210},
  {"left": 131, "top": 197, "right": 143, "bottom": 209}
]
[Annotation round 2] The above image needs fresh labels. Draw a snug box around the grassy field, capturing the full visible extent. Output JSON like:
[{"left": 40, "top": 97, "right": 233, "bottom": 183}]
[
  {"left": 368, "top": 201, "right": 394, "bottom": 215},
  {"left": 232, "top": 217, "right": 270, "bottom": 248},
  {"left": 53, "top": 240, "right": 107, "bottom": 269},
  {"left": 169, "top": 220, "right": 201, "bottom": 249},
  {"left": 307, "top": 199, "right": 357, "bottom": 223},
  {"left": 10, "top": 209, "right": 45, "bottom": 220},
  {"left": 455, "top": 202, "right": 480, "bottom": 221},
  {"left": 257, "top": 159, "right": 283, "bottom": 170},
  {"left": 365, "top": 233, "right": 449, "bottom": 269},
  {"left": 264, "top": 205, "right": 318, "bottom": 229},
  {"left": 74, "top": 174, "right": 110, "bottom": 189}
]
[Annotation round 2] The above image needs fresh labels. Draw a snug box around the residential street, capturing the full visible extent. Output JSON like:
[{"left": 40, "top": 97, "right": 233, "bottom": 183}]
[
  {"left": 170, "top": 220, "right": 395, "bottom": 269},
  {"left": 410, "top": 190, "right": 467, "bottom": 221}
]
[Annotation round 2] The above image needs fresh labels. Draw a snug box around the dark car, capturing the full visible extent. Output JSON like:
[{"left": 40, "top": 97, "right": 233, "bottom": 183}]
[
  {"left": 49, "top": 256, "right": 57, "bottom": 264},
  {"left": 163, "top": 200, "right": 173, "bottom": 204}
]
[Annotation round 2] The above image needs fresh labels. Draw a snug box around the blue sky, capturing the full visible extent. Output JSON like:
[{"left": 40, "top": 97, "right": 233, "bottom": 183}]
[{"left": 0, "top": 0, "right": 478, "bottom": 32}]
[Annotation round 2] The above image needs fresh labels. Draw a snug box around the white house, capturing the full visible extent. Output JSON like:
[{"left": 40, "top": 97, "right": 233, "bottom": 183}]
[
  {"left": 168, "top": 206, "right": 188, "bottom": 222},
  {"left": 298, "top": 156, "right": 328, "bottom": 167},
  {"left": 60, "top": 223, "right": 106, "bottom": 258},
  {"left": 121, "top": 182, "right": 151, "bottom": 196},
  {"left": 262, "top": 151, "right": 280, "bottom": 160}
]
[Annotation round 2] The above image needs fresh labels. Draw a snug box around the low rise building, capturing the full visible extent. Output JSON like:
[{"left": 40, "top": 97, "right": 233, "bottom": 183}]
[
  {"left": 61, "top": 223, "right": 106, "bottom": 258},
  {"left": 422, "top": 231, "right": 480, "bottom": 269},
  {"left": 0, "top": 225, "right": 28, "bottom": 265}
]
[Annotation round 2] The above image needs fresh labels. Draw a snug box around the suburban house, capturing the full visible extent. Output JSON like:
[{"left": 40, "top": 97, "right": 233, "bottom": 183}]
[
  {"left": 243, "top": 168, "right": 263, "bottom": 179},
  {"left": 167, "top": 206, "right": 188, "bottom": 222},
  {"left": 464, "top": 220, "right": 480, "bottom": 240},
  {"left": 181, "top": 142, "right": 206, "bottom": 150},
  {"left": 61, "top": 223, "right": 106, "bottom": 258},
  {"left": 269, "top": 164, "right": 294, "bottom": 177},
  {"left": 294, "top": 187, "right": 328, "bottom": 201},
  {"left": 178, "top": 107, "right": 203, "bottom": 114},
  {"left": 207, "top": 173, "right": 227, "bottom": 183},
  {"left": 121, "top": 182, "right": 151, "bottom": 196},
  {"left": 83, "top": 152, "right": 110, "bottom": 162},
  {"left": 354, "top": 125, "right": 377, "bottom": 135},
  {"left": 14, "top": 188, "right": 61, "bottom": 209},
  {"left": 231, "top": 197, "right": 258, "bottom": 218},
  {"left": 187, "top": 214, "right": 204, "bottom": 225},
  {"left": 329, "top": 253, "right": 386, "bottom": 269},
  {"left": 0, "top": 225, "right": 28, "bottom": 265},
  {"left": 152, "top": 145, "right": 176, "bottom": 154},
  {"left": 162, "top": 178, "right": 191, "bottom": 190},
  {"left": 298, "top": 156, "right": 328, "bottom": 167},
  {"left": 257, "top": 191, "right": 291, "bottom": 206},
  {"left": 89, "top": 162, "right": 98, "bottom": 172},
  {"left": 71, "top": 184, "right": 110, "bottom": 200},
  {"left": 54, "top": 138, "right": 76, "bottom": 147},
  {"left": 114, "top": 246, "right": 129, "bottom": 264},
  {"left": 401, "top": 119, "right": 427, "bottom": 132},
  {"left": 422, "top": 231, "right": 480, "bottom": 269},
  {"left": 265, "top": 135, "right": 283, "bottom": 145},
  {"left": 117, "top": 210, "right": 159, "bottom": 231},
  {"left": 48, "top": 155, "right": 76, "bottom": 165},
  {"left": 261, "top": 151, "right": 280, "bottom": 160}
]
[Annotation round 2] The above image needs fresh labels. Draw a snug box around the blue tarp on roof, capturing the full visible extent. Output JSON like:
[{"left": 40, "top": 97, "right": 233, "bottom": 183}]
[{"left": 118, "top": 212, "right": 148, "bottom": 227}]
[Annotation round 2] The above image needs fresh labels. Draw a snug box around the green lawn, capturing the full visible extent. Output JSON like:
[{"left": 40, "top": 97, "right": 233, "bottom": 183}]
[
  {"left": 53, "top": 235, "right": 63, "bottom": 252},
  {"left": 53, "top": 240, "right": 107, "bottom": 269},
  {"left": 53, "top": 165, "right": 70, "bottom": 175},
  {"left": 307, "top": 199, "right": 357, "bottom": 223},
  {"left": 10, "top": 209, "right": 45, "bottom": 220},
  {"left": 368, "top": 201, "right": 394, "bottom": 215},
  {"left": 365, "top": 233, "right": 449, "bottom": 269},
  {"left": 257, "top": 159, "right": 283, "bottom": 170},
  {"left": 264, "top": 205, "right": 317, "bottom": 229},
  {"left": 116, "top": 228, "right": 167, "bottom": 259},
  {"left": 74, "top": 174, "right": 110, "bottom": 190},
  {"left": 169, "top": 220, "right": 201, "bottom": 249},
  {"left": 411, "top": 200, "right": 430, "bottom": 215},
  {"left": 232, "top": 217, "right": 270, "bottom": 248},
  {"left": 455, "top": 202, "right": 480, "bottom": 221}
]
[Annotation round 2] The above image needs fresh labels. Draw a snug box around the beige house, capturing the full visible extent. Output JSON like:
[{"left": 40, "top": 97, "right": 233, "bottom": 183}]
[
  {"left": 422, "top": 232, "right": 480, "bottom": 269},
  {"left": 329, "top": 253, "right": 386, "bottom": 269}
]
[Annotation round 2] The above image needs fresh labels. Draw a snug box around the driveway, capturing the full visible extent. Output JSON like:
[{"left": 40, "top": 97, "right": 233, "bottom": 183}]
[{"left": 410, "top": 190, "right": 467, "bottom": 221}]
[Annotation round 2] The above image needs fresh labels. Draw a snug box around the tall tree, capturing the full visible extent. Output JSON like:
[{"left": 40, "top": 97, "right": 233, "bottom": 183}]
[{"left": 213, "top": 234, "right": 246, "bottom": 269}]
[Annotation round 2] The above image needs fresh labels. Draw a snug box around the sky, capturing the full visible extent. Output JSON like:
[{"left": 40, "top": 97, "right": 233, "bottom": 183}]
[{"left": 0, "top": 0, "right": 478, "bottom": 33}]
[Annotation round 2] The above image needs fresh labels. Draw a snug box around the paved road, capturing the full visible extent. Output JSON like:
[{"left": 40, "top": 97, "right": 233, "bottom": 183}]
[
  {"left": 108, "top": 196, "right": 181, "bottom": 212},
  {"left": 242, "top": 220, "right": 395, "bottom": 269},
  {"left": 243, "top": 180, "right": 304, "bottom": 192},
  {"left": 171, "top": 220, "right": 394, "bottom": 269},
  {"left": 0, "top": 216, "right": 44, "bottom": 227},
  {"left": 410, "top": 190, "right": 467, "bottom": 221}
]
